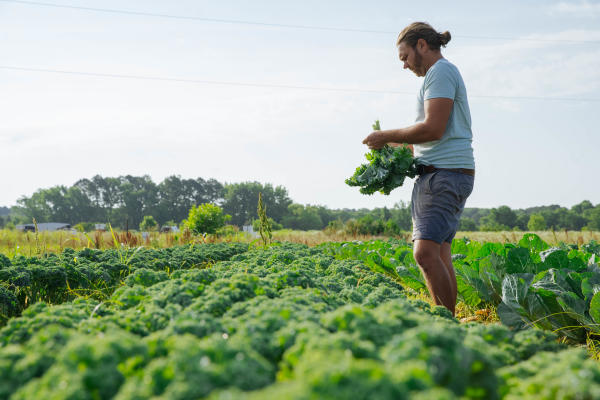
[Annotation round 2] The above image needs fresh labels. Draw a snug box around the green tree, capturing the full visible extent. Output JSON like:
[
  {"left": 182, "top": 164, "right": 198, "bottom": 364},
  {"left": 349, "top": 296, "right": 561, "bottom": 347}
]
[
  {"left": 184, "top": 203, "right": 231, "bottom": 235},
  {"left": 572, "top": 200, "right": 594, "bottom": 215},
  {"left": 478, "top": 205, "right": 517, "bottom": 231},
  {"left": 391, "top": 201, "right": 412, "bottom": 231},
  {"left": 116, "top": 175, "right": 159, "bottom": 229},
  {"left": 384, "top": 219, "right": 401, "bottom": 236},
  {"left": 155, "top": 176, "right": 224, "bottom": 225},
  {"left": 585, "top": 206, "right": 600, "bottom": 231},
  {"left": 324, "top": 219, "right": 344, "bottom": 233},
  {"left": 356, "top": 214, "right": 385, "bottom": 235},
  {"left": 223, "top": 182, "right": 292, "bottom": 227},
  {"left": 527, "top": 214, "right": 546, "bottom": 231},
  {"left": 514, "top": 212, "right": 529, "bottom": 231},
  {"left": 539, "top": 207, "right": 563, "bottom": 230},
  {"left": 282, "top": 204, "right": 324, "bottom": 230},
  {"left": 15, "top": 186, "right": 94, "bottom": 224},
  {"left": 458, "top": 217, "right": 478, "bottom": 231},
  {"left": 479, "top": 215, "right": 509, "bottom": 231},
  {"left": 490, "top": 206, "right": 517, "bottom": 228},
  {"left": 139, "top": 215, "right": 158, "bottom": 232},
  {"left": 73, "top": 175, "right": 122, "bottom": 223},
  {"left": 554, "top": 209, "right": 586, "bottom": 230},
  {"left": 314, "top": 205, "right": 339, "bottom": 227},
  {"left": 344, "top": 218, "right": 359, "bottom": 236}
]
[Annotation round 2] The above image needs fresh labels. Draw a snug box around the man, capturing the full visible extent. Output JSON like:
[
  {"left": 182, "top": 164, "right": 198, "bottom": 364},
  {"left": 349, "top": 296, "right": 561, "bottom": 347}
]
[{"left": 362, "top": 22, "right": 475, "bottom": 315}]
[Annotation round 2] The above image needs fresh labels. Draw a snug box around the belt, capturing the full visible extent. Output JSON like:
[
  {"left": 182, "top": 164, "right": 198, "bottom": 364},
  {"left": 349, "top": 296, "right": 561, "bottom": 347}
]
[{"left": 416, "top": 164, "right": 475, "bottom": 177}]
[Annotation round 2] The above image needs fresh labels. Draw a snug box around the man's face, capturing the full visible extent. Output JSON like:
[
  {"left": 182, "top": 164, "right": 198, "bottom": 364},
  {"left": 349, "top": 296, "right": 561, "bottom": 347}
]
[{"left": 398, "top": 41, "right": 425, "bottom": 77}]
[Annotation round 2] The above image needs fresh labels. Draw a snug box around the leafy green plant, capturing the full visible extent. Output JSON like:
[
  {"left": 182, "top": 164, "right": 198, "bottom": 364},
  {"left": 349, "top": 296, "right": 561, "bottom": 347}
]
[
  {"left": 527, "top": 214, "right": 546, "bottom": 231},
  {"left": 346, "top": 120, "right": 417, "bottom": 195},
  {"left": 257, "top": 192, "right": 272, "bottom": 248},
  {"left": 320, "top": 239, "right": 426, "bottom": 291},
  {"left": 74, "top": 222, "right": 95, "bottom": 233},
  {"left": 139, "top": 216, "right": 158, "bottom": 232},
  {"left": 184, "top": 203, "right": 231, "bottom": 235}
]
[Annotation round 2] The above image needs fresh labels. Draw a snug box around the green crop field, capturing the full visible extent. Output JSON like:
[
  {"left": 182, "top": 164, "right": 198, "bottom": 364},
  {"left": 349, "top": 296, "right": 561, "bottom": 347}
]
[{"left": 1, "top": 235, "right": 600, "bottom": 399}]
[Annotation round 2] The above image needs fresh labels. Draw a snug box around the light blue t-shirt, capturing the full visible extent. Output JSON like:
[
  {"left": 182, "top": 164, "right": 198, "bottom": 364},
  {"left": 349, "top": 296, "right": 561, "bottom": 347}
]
[{"left": 413, "top": 58, "right": 475, "bottom": 169}]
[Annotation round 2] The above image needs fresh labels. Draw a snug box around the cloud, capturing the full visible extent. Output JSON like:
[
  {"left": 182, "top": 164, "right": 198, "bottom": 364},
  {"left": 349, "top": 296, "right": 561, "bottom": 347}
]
[
  {"left": 447, "top": 29, "right": 600, "bottom": 105},
  {"left": 549, "top": 1, "right": 600, "bottom": 17}
]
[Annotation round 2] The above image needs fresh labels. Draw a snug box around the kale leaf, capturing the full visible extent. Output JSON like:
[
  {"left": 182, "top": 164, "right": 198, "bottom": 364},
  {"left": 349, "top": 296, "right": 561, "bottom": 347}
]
[{"left": 346, "top": 120, "right": 417, "bottom": 195}]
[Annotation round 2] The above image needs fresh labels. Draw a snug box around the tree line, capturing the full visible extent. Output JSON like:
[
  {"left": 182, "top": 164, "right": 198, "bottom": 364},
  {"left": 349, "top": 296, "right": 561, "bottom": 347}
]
[
  {"left": 460, "top": 203, "right": 600, "bottom": 232},
  {"left": 1, "top": 175, "right": 599, "bottom": 233}
]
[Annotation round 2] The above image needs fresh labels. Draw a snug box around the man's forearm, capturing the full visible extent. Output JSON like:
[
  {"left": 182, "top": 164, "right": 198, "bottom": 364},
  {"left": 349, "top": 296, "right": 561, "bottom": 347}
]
[{"left": 380, "top": 122, "right": 441, "bottom": 145}]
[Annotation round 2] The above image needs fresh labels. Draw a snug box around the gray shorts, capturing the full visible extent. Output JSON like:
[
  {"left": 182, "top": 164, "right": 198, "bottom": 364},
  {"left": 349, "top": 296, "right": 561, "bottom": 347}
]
[{"left": 411, "top": 170, "right": 474, "bottom": 244}]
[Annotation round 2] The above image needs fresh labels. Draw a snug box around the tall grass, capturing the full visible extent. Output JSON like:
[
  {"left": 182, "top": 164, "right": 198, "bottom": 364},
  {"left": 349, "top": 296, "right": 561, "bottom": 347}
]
[{"left": 1, "top": 228, "right": 599, "bottom": 257}]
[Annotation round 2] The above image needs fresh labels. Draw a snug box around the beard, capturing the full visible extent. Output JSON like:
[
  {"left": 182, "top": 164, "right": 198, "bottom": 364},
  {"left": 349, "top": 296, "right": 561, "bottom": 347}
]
[{"left": 412, "top": 51, "right": 424, "bottom": 77}]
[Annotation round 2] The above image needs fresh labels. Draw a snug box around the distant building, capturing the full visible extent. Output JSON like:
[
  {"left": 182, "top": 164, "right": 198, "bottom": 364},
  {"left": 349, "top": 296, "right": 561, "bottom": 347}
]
[
  {"left": 242, "top": 225, "right": 258, "bottom": 238},
  {"left": 160, "top": 225, "right": 180, "bottom": 233},
  {"left": 16, "top": 222, "right": 72, "bottom": 232},
  {"left": 95, "top": 224, "right": 107, "bottom": 231}
]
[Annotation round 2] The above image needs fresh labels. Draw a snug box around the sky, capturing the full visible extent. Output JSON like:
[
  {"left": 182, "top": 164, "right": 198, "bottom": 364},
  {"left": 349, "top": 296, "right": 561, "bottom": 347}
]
[{"left": 1, "top": 0, "right": 600, "bottom": 211}]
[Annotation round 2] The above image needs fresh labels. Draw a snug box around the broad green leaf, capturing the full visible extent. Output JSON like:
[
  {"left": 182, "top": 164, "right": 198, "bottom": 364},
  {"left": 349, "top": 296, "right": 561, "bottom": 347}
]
[
  {"left": 564, "top": 271, "right": 585, "bottom": 298},
  {"left": 506, "top": 247, "right": 531, "bottom": 274},
  {"left": 556, "top": 291, "right": 587, "bottom": 317},
  {"left": 540, "top": 248, "right": 570, "bottom": 270},
  {"left": 532, "top": 269, "right": 569, "bottom": 296},
  {"left": 477, "top": 242, "right": 504, "bottom": 258},
  {"left": 451, "top": 239, "right": 469, "bottom": 257},
  {"left": 581, "top": 274, "right": 600, "bottom": 303},
  {"left": 456, "top": 263, "right": 493, "bottom": 304},
  {"left": 394, "top": 249, "right": 412, "bottom": 265},
  {"left": 518, "top": 233, "right": 549, "bottom": 255},
  {"left": 497, "top": 302, "right": 529, "bottom": 330},
  {"left": 478, "top": 254, "right": 505, "bottom": 304},
  {"left": 456, "top": 275, "right": 482, "bottom": 307},
  {"left": 567, "top": 249, "right": 588, "bottom": 271},
  {"left": 395, "top": 265, "right": 426, "bottom": 291},
  {"left": 501, "top": 274, "right": 534, "bottom": 307},
  {"left": 590, "top": 292, "right": 600, "bottom": 325}
]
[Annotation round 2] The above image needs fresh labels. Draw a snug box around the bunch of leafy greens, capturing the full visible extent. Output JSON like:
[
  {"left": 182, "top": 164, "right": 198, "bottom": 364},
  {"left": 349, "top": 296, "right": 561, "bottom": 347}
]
[{"left": 346, "top": 120, "right": 417, "bottom": 195}]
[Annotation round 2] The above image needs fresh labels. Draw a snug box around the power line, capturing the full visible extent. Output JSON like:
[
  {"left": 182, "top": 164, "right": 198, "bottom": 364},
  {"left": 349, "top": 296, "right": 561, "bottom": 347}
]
[
  {"left": 2, "top": 0, "right": 600, "bottom": 44},
  {"left": 0, "top": 0, "right": 393, "bottom": 34},
  {"left": 2, "top": 65, "right": 599, "bottom": 102},
  {"left": 0, "top": 65, "right": 415, "bottom": 95}
]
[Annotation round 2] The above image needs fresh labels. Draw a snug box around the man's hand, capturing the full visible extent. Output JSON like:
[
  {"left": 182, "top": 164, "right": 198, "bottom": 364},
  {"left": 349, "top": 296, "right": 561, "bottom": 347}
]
[
  {"left": 362, "top": 98, "right": 453, "bottom": 148},
  {"left": 362, "top": 130, "right": 389, "bottom": 149}
]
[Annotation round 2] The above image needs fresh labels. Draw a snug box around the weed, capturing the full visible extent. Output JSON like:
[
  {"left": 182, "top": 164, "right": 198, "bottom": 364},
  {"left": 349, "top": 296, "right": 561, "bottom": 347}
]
[{"left": 257, "top": 192, "right": 272, "bottom": 248}]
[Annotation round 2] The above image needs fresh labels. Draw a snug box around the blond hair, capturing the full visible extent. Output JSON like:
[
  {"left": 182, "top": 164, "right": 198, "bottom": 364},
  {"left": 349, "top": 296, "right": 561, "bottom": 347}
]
[{"left": 397, "top": 22, "right": 451, "bottom": 51}]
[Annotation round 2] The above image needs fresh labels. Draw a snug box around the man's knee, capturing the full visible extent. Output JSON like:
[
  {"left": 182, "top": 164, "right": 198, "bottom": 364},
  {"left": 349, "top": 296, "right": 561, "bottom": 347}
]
[{"left": 413, "top": 246, "right": 439, "bottom": 269}]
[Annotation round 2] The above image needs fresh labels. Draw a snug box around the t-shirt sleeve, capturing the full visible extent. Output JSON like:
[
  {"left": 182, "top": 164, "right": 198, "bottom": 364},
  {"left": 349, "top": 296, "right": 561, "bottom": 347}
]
[{"left": 423, "top": 63, "right": 457, "bottom": 101}]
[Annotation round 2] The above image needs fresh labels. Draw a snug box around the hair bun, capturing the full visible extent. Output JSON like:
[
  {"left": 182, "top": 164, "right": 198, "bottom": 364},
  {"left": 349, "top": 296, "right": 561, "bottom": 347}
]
[{"left": 439, "top": 31, "right": 451, "bottom": 46}]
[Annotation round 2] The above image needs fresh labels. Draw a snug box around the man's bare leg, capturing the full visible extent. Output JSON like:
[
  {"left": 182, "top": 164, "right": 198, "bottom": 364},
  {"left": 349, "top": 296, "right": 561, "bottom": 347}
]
[
  {"left": 440, "top": 242, "right": 457, "bottom": 306},
  {"left": 413, "top": 239, "right": 455, "bottom": 315}
]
